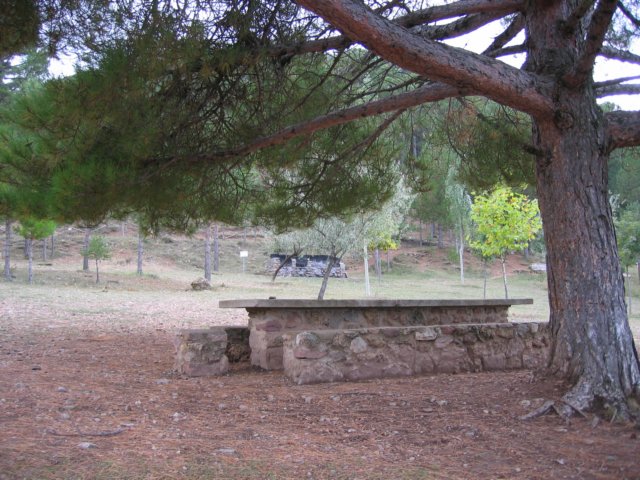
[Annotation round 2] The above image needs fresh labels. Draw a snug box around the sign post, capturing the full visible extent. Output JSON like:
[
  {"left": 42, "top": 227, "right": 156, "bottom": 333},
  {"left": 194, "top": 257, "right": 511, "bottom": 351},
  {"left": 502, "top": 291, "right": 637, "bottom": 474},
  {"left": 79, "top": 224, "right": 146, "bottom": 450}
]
[{"left": 240, "top": 250, "right": 248, "bottom": 273}]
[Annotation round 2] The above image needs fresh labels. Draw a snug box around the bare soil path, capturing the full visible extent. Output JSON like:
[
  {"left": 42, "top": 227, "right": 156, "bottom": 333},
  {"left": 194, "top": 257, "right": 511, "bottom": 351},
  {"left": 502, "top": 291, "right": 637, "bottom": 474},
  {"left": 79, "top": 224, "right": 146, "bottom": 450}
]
[{"left": 1, "top": 294, "right": 639, "bottom": 479}]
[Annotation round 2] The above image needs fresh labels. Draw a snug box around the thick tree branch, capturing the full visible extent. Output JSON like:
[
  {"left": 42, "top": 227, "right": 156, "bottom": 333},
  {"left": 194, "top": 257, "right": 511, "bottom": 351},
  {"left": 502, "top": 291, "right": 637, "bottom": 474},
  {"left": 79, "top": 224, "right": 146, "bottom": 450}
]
[
  {"left": 594, "top": 74, "right": 640, "bottom": 88},
  {"left": 564, "top": 0, "right": 618, "bottom": 88},
  {"left": 414, "top": 11, "right": 506, "bottom": 41},
  {"left": 192, "top": 83, "right": 465, "bottom": 162},
  {"left": 599, "top": 46, "right": 640, "bottom": 65},
  {"left": 487, "top": 44, "right": 527, "bottom": 58},
  {"left": 606, "top": 110, "right": 640, "bottom": 149},
  {"left": 269, "top": 0, "right": 523, "bottom": 60},
  {"left": 597, "top": 83, "right": 640, "bottom": 97},
  {"left": 485, "top": 13, "right": 525, "bottom": 54},
  {"left": 296, "top": 0, "right": 553, "bottom": 118}
]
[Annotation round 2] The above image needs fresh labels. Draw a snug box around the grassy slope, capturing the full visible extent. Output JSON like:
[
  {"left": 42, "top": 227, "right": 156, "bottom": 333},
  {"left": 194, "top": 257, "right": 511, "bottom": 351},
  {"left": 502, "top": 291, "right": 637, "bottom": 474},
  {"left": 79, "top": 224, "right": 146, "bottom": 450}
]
[{"left": 1, "top": 221, "right": 639, "bottom": 336}]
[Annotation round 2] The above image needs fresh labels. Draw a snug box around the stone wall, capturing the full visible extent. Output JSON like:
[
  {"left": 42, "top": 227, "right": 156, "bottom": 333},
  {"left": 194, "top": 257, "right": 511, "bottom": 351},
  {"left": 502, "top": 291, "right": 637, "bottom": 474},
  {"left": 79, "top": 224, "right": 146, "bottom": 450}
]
[
  {"left": 267, "top": 255, "right": 347, "bottom": 278},
  {"left": 282, "top": 322, "right": 549, "bottom": 384},
  {"left": 174, "top": 326, "right": 250, "bottom": 376},
  {"left": 247, "top": 305, "right": 510, "bottom": 370}
]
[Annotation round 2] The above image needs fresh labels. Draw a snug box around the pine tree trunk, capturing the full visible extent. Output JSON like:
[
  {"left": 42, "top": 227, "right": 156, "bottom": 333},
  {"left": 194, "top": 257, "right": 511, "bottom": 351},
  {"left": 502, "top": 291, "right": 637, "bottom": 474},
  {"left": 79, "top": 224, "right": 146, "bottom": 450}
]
[
  {"left": 533, "top": 90, "right": 640, "bottom": 416},
  {"left": 83, "top": 228, "right": 91, "bottom": 271},
  {"left": 4, "top": 218, "right": 12, "bottom": 281},
  {"left": 27, "top": 238, "right": 33, "bottom": 284},
  {"left": 213, "top": 223, "right": 220, "bottom": 272},
  {"left": 204, "top": 223, "right": 212, "bottom": 282},
  {"left": 137, "top": 231, "right": 143, "bottom": 276}
]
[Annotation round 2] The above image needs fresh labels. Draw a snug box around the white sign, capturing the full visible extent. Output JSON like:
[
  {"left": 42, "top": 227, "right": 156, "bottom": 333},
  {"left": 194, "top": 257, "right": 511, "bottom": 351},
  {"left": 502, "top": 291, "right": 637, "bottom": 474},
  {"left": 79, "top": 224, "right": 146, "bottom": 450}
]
[{"left": 239, "top": 250, "right": 249, "bottom": 258}]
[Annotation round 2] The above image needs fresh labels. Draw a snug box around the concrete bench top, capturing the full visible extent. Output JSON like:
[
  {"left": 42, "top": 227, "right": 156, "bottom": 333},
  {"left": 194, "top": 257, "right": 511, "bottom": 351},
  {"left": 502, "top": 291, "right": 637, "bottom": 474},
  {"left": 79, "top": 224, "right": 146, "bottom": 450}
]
[{"left": 218, "top": 298, "right": 533, "bottom": 309}]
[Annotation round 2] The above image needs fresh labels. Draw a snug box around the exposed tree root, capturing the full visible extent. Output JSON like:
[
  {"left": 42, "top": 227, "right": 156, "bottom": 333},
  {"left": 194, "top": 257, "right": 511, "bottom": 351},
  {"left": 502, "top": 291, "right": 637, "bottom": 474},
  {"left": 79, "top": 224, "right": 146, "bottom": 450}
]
[
  {"left": 520, "top": 380, "right": 640, "bottom": 423},
  {"left": 46, "top": 427, "right": 127, "bottom": 437}
]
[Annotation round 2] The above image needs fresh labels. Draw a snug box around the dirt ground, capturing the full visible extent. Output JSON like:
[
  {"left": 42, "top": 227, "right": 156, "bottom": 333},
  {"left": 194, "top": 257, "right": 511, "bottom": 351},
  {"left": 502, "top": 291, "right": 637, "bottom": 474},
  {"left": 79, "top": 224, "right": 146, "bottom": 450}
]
[
  {"left": 1, "top": 225, "right": 639, "bottom": 479},
  {"left": 1, "top": 303, "right": 639, "bottom": 479}
]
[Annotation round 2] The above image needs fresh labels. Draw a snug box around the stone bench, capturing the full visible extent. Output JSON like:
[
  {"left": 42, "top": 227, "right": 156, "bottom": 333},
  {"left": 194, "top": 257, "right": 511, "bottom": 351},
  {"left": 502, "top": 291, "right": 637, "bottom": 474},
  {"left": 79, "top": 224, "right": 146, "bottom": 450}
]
[
  {"left": 282, "top": 322, "right": 549, "bottom": 384},
  {"left": 218, "top": 299, "right": 533, "bottom": 370},
  {"left": 174, "top": 326, "right": 250, "bottom": 376}
]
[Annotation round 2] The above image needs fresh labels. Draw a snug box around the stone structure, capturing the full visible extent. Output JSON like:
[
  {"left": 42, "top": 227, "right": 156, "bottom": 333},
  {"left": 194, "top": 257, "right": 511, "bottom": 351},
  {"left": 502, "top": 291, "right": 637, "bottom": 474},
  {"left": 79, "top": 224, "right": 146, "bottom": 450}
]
[
  {"left": 283, "top": 322, "right": 549, "bottom": 384},
  {"left": 268, "top": 254, "right": 347, "bottom": 278},
  {"left": 218, "top": 299, "right": 533, "bottom": 370},
  {"left": 174, "top": 326, "right": 250, "bottom": 376}
]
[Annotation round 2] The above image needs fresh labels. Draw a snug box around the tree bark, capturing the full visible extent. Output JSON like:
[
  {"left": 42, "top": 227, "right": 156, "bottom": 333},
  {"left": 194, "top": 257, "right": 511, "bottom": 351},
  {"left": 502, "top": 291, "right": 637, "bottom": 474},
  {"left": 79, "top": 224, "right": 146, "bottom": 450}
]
[
  {"left": 95, "top": 259, "right": 100, "bottom": 283},
  {"left": 137, "top": 231, "right": 143, "bottom": 276},
  {"left": 374, "top": 248, "right": 381, "bottom": 282},
  {"left": 533, "top": 88, "right": 640, "bottom": 416},
  {"left": 213, "top": 223, "right": 220, "bottom": 272},
  {"left": 204, "top": 223, "right": 212, "bottom": 282},
  {"left": 4, "top": 218, "right": 12, "bottom": 281},
  {"left": 42, "top": 238, "right": 47, "bottom": 262},
  {"left": 83, "top": 228, "right": 91, "bottom": 271}
]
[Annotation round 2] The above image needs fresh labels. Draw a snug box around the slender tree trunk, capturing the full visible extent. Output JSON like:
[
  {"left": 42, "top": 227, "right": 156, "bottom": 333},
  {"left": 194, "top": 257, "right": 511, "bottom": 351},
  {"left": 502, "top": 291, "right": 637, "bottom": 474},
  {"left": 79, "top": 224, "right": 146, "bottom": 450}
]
[
  {"left": 458, "top": 222, "right": 465, "bottom": 285},
  {"left": 95, "top": 259, "right": 100, "bottom": 283},
  {"left": 83, "top": 228, "right": 91, "bottom": 271},
  {"left": 533, "top": 89, "right": 640, "bottom": 415},
  {"left": 50, "top": 233, "right": 55, "bottom": 258},
  {"left": 317, "top": 252, "right": 338, "bottom": 301},
  {"left": 437, "top": 224, "right": 443, "bottom": 249},
  {"left": 363, "top": 241, "right": 371, "bottom": 297},
  {"left": 500, "top": 255, "right": 508, "bottom": 300},
  {"left": 4, "top": 218, "right": 12, "bottom": 281},
  {"left": 626, "top": 266, "right": 632, "bottom": 316},
  {"left": 137, "top": 231, "right": 143, "bottom": 276},
  {"left": 213, "top": 223, "right": 220, "bottom": 272},
  {"left": 483, "top": 260, "right": 488, "bottom": 300},
  {"left": 42, "top": 238, "right": 47, "bottom": 262},
  {"left": 637, "top": 261, "right": 639, "bottom": 286},
  {"left": 204, "top": 223, "right": 212, "bottom": 282},
  {"left": 27, "top": 238, "right": 33, "bottom": 284},
  {"left": 23, "top": 238, "right": 28, "bottom": 259},
  {"left": 374, "top": 248, "right": 381, "bottom": 282},
  {"left": 419, "top": 220, "right": 423, "bottom": 246}
]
